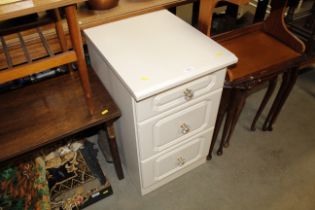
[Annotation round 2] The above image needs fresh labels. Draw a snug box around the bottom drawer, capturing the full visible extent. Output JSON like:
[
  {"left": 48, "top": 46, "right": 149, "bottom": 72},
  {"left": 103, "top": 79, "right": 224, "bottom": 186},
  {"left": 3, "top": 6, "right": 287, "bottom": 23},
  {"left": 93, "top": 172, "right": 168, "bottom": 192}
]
[{"left": 140, "top": 128, "right": 213, "bottom": 189}]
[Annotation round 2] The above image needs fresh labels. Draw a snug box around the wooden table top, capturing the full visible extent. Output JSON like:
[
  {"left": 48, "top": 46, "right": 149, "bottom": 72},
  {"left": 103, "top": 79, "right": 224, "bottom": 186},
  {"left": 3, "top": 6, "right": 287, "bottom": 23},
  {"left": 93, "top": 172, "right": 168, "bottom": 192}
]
[
  {"left": 0, "top": 0, "right": 195, "bottom": 163},
  {"left": 77, "top": 0, "right": 195, "bottom": 29},
  {"left": 0, "top": 0, "right": 86, "bottom": 21},
  {"left": 0, "top": 0, "right": 196, "bottom": 28},
  {"left": 0, "top": 70, "right": 121, "bottom": 162}
]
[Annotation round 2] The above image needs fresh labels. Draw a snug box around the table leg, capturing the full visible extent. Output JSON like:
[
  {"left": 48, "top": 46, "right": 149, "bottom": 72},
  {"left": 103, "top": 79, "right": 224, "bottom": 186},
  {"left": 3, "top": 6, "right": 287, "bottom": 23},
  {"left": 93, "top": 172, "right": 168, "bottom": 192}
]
[
  {"left": 263, "top": 71, "right": 290, "bottom": 131},
  {"left": 64, "top": 5, "right": 94, "bottom": 114},
  {"left": 208, "top": 88, "right": 232, "bottom": 160},
  {"left": 105, "top": 121, "right": 124, "bottom": 180},
  {"left": 254, "top": 0, "right": 269, "bottom": 23},
  {"left": 222, "top": 89, "right": 247, "bottom": 149},
  {"left": 250, "top": 77, "right": 277, "bottom": 131},
  {"left": 264, "top": 69, "right": 299, "bottom": 131},
  {"left": 53, "top": 9, "right": 74, "bottom": 74},
  {"left": 216, "top": 103, "right": 234, "bottom": 156}
]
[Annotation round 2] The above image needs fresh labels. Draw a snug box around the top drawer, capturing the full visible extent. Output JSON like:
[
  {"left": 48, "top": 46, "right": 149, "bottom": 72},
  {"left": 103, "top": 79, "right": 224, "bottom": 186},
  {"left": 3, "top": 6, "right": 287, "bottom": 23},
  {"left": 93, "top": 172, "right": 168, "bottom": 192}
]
[{"left": 134, "top": 69, "right": 226, "bottom": 122}]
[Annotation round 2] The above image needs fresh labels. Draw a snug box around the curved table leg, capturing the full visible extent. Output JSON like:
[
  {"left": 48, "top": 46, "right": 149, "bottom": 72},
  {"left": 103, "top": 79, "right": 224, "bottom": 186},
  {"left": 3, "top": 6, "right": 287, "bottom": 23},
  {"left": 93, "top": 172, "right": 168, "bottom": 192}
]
[
  {"left": 251, "top": 77, "right": 277, "bottom": 131},
  {"left": 217, "top": 89, "right": 246, "bottom": 156},
  {"left": 264, "top": 69, "right": 299, "bottom": 131},
  {"left": 263, "top": 72, "right": 290, "bottom": 131},
  {"left": 223, "top": 89, "right": 247, "bottom": 148},
  {"left": 208, "top": 88, "right": 232, "bottom": 160}
]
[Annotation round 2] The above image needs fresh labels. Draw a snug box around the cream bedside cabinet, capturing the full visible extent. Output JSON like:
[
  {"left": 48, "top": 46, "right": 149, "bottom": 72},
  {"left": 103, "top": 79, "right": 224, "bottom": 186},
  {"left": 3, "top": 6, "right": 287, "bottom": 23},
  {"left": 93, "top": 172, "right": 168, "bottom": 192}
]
[{"left": 84, "top": 10, "right": 237, "bottom": 195}]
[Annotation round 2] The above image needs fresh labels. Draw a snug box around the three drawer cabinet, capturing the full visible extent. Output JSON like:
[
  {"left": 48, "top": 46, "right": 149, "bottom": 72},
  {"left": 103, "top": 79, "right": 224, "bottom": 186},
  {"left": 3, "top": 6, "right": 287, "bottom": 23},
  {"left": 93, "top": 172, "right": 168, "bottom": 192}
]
[{"left": 84, "top": 10, "right": 237, "bottom": 195}]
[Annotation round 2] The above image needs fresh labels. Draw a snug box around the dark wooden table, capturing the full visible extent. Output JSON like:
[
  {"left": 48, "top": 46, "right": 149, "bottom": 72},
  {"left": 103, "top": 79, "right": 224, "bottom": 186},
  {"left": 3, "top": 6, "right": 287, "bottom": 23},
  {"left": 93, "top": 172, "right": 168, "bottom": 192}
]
[{"left": 0, "top": 70, "right": 124, "bottom": 179}]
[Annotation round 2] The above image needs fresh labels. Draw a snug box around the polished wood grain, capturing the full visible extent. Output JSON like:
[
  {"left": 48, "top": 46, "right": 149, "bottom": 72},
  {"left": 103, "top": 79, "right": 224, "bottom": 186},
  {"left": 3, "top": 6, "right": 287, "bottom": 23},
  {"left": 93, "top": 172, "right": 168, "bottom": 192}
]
[
  {"left": 1, "top": 0, "right": 199, "bottom": 48},
  {"left": 0, "top": 70, "right": 120, "bottom": 162},
  {"left": 0, "top": 26, "right": 71, "bottom": 70},
  {"left": 203, "top": 0, "right": 305, "bottom": 159},
  {"left": 0, "top": 0, "right": 200, "bottom": 30},
  {"left": 263, "top": 1, "right": 315, "bottom": 131},
  {"left": 0, "top": 51, "right": 76, "bottom": 83},
  {"left": 0, "top": 0, "right": 23, "bottom": 5},
  {"left": 76, "top": 0, "right": 196, "bottom": 29},
  {"left": 0, "top": 0, "right": 86, "bottom": 21},
  {"left": 263, "top": 0, "right": 305, "bottom": 53},
  {"left": 214, "top": 24, "right": 301, "bottom": 81},
  {"left": 0, "top": 1, "right": 95, "bottom": 114},
  {"left": 65, "top": 5, "right": 94, "bottom": 114}
]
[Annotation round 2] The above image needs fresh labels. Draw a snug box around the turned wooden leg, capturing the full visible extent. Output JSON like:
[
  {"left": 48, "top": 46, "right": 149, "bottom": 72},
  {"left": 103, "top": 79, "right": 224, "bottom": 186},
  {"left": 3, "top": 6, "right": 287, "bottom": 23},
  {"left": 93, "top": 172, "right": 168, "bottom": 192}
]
[
  {"left": 53, "top": 9, "right": 73, "bottom": 73},
  {"left": 250, "top": 77, "right": 277, "bottom": 131},
  {"left": 265, "top": 69, "right": 299, "bottom": 131},
  {"left": 263, "top": 71, "right": 291, "bottom": 131},
  {"left": 223, "top": 89, "right": 247, "bottom": 148},
  {"left": 65, "top": 5, "right": 94, "bottom": 114},
  {"left": 105, "top": 121, "right": 124, "bottom": 180},
  {"left": 208, "top": 88, "right": 232, "bottom": 160}
]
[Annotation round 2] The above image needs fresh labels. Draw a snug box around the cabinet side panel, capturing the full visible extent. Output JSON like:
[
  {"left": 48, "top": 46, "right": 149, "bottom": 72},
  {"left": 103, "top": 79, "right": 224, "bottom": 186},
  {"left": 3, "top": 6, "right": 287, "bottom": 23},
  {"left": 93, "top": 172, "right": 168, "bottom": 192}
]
[
  {"left": 88, "top": 43, "right": 141, "bottom": 190},
  {"left": 109, "top": 71, "right": 141, "bottom": 189}
]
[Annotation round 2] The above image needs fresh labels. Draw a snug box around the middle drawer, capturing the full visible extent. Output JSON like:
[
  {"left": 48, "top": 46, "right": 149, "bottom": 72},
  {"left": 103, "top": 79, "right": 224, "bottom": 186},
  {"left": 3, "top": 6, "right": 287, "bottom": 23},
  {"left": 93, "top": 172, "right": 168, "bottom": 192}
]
[{"left": 137, "top": 89, "right": 222, "bottom": 160}]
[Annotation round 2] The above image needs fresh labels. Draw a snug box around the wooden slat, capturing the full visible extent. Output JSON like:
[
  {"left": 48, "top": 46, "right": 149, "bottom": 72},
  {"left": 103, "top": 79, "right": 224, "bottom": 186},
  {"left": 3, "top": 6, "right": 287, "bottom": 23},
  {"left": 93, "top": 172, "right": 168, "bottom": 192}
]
[
  {"left": 17, "top": 32, "right": 32, "bottom": 63},
  {"left": 0, "top": 30, "right": 70, "bottom": 70},
  {"left": 0, "top": 51, "right": 77, "bottom": 83},
  {"left": 0, "top": 36, "right": 13, "bottom": 68},
  {"left": 36, "top": 27, "right": 54, "bottom": 57}
]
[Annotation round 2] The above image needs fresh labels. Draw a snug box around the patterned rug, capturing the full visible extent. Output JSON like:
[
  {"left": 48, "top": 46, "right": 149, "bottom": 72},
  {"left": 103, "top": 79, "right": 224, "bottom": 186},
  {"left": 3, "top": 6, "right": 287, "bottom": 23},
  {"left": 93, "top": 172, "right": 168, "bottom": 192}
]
[{"left": 0, "top": 156, "right": 51, "bottom": 210}]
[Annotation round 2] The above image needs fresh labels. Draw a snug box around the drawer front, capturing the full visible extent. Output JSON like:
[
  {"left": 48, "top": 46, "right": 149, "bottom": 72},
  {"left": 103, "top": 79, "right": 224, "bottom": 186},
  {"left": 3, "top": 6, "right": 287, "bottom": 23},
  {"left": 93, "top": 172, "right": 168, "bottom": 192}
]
[
  {"left": 137, "top": 90, "right": 222, "bottom": 160},
  {"left": 135, "top": 69, "right": 226, "bottom": 122},
  {"left": 140, "top": 129, "right": 213, "bottom": 189}
]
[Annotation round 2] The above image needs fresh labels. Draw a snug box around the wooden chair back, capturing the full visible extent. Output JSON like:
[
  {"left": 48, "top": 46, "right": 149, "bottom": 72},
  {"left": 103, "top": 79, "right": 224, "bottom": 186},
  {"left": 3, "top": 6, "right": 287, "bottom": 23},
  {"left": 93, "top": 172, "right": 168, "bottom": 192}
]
[
  {"left": 198, "top": 0, "right": 249, "bottom": 36},
  {"left": 198, "top": 0, "right": 305, "bottom": 54},
  {"left": 263, "top": 0, "right": 305, "bottom": 53}
]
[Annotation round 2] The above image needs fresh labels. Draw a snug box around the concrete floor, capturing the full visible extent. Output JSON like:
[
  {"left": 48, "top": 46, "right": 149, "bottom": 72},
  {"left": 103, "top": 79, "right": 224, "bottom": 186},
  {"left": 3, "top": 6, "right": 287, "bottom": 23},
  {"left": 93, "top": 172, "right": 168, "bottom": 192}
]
[{"left": 86, "top": 64, "right": 315, "bottom": 210}]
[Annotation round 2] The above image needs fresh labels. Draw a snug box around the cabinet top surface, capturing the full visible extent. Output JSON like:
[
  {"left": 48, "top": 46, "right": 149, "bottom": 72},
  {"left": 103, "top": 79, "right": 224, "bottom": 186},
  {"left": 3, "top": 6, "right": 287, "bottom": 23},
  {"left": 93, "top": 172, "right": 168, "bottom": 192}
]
[
  {"left": 84, "top": 10, "right": 237, "bottom": 101},
  {"left": 0, "top": 0, "right": 86, "bottom": 21}
]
